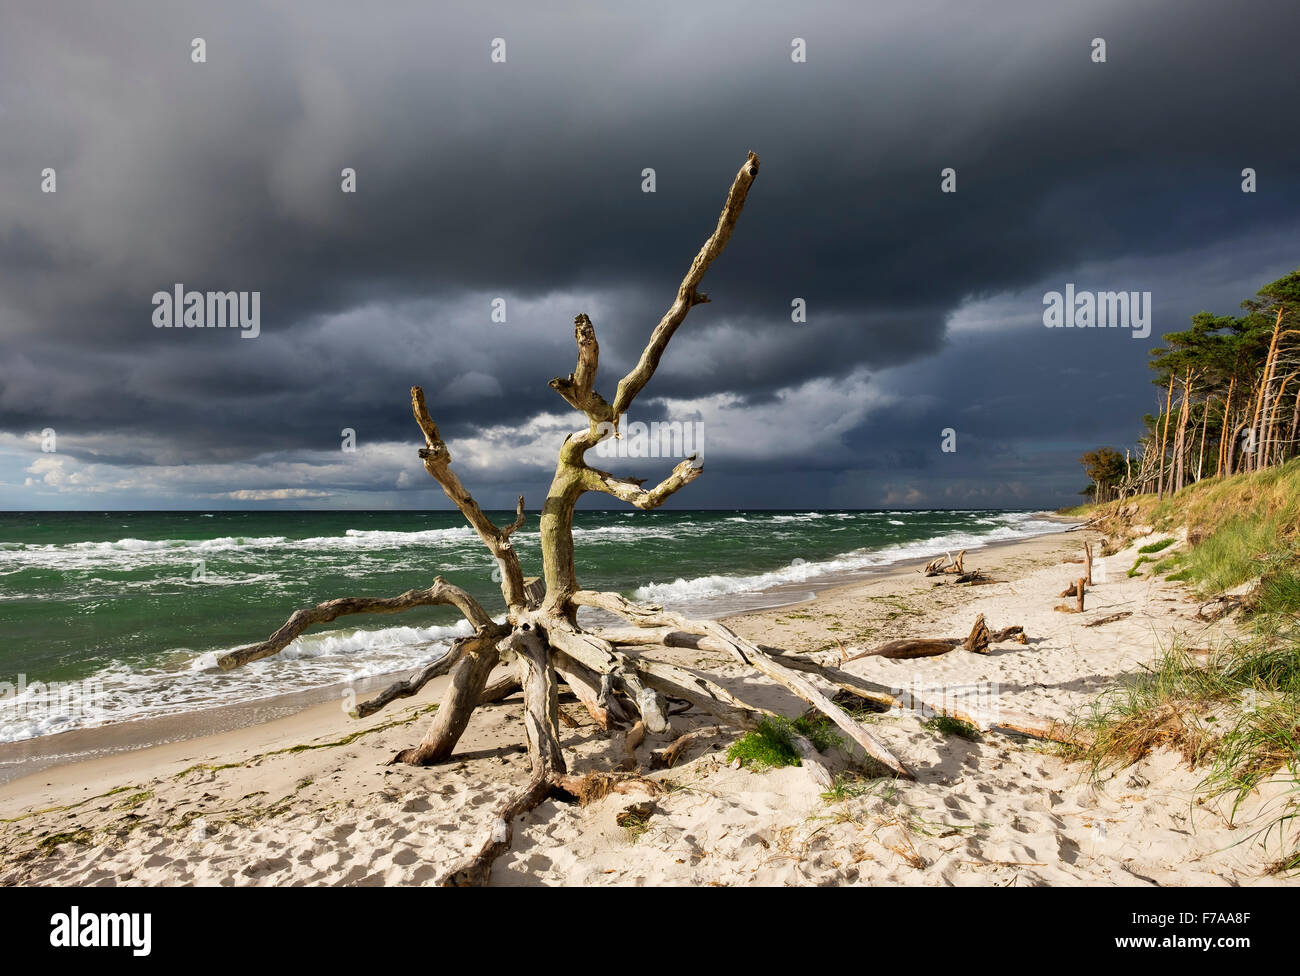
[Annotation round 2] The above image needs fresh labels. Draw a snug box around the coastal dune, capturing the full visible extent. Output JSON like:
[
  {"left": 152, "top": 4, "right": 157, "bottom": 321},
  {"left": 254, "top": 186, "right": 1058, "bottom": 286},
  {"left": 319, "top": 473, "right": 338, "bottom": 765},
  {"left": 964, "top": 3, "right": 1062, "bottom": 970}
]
[{"left": 1, "top": 527, "right": 1290, "bottom": 886}]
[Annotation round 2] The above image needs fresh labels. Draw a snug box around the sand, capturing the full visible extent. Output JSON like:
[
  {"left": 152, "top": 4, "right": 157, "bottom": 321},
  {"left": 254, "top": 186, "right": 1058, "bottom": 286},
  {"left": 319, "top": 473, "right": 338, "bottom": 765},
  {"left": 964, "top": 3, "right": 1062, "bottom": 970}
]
[{"left": 2, "top": 526, "right": 1296, "bottom": 886}]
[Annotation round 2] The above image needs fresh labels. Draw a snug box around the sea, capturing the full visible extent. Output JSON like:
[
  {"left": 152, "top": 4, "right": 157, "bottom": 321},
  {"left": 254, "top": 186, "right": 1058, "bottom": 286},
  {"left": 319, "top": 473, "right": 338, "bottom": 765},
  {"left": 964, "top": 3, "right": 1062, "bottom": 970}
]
[{"left": 0, "top": 509, "right": 1063, "bottom": 744}]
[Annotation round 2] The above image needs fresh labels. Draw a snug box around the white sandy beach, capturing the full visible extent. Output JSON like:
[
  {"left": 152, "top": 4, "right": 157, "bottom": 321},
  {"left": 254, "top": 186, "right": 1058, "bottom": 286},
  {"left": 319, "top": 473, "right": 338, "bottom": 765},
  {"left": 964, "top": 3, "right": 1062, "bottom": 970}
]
[{"left": 1, "top": 526, "right": 1294, "bottom": 886}]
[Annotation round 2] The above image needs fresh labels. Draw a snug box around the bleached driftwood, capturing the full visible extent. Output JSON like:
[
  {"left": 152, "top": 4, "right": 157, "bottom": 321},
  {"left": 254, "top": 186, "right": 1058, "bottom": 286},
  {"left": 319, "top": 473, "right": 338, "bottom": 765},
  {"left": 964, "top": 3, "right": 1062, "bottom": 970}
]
[
  {"left": 214, "top": 153, "right": 1072, "bottom": 886},
  {"left": 839, "top": 614, "right": 1025, "bottom": 662},
  {"left": 923, "top": 549, "right": 967, "bottom": 577}
]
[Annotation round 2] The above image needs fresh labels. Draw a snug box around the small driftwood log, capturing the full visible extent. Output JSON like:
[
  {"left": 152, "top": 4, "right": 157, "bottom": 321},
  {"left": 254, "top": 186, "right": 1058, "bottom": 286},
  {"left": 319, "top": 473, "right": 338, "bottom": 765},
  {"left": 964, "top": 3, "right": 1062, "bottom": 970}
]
[
  {"left": 950, "top": 571, "right": 996, "bottom": 585},
  {"left": 1196, "top": 594, "right": 1244, "bottom": 622},
  {"left": 651, "top": 726, "right": 721, "bottom": 769},
  {"left": 840, "top": 614, "right": 1025, "bottom": 662},
  {"left": 1082, "top": 611, "right": 1132, "bottom": 628},
  {"left": 923, "top": 549, "right": 968, "bottom": 577},
  {"left": 769, "top": 645, "right": 1081, "bottom": 747}
]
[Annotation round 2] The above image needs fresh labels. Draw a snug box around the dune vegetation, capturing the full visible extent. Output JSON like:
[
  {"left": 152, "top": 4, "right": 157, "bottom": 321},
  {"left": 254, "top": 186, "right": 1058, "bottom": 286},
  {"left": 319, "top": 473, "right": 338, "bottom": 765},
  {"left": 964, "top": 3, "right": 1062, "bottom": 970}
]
[{"left": 1066, "top": 459, "right": 1300, "bottom": 872}]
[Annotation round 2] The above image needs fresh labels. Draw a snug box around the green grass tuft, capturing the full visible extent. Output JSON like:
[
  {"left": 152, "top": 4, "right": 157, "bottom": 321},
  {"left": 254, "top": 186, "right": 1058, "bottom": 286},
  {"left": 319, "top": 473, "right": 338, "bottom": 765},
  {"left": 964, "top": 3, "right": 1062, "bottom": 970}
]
[
  {"left": 726, "top": 719, "right": 801, "bottom": 770},
  {"left": 38, "top": 829, "right": 92, "bottom": 854},
  {"left": 1128, "top": 555, "right": 1155, "bottom": 577},
  {"left": 1075, "top": 634, "right": 1300, "bottom": 872},
  {"left": 1152, "top": 555, "right": 1182, "bottom": 574},
  {"left": 792, "top": 714, "right": 844, "bottom": 752},
  {"left": 923, "top": 713, "right": 982, "bottom": 740},
  {"left": 1139, "top": 537, "right": 1177, "bottom": 554},
  {"left": 726, "top": 715, "right": 842, "bottom": 771}
]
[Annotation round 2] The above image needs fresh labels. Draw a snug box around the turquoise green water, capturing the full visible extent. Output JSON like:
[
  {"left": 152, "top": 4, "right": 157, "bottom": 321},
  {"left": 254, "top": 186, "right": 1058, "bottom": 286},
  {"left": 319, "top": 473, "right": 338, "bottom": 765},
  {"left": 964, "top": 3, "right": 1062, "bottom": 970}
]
[{"left": 0, "top": 509, "right": 1060, "bottom": 740}]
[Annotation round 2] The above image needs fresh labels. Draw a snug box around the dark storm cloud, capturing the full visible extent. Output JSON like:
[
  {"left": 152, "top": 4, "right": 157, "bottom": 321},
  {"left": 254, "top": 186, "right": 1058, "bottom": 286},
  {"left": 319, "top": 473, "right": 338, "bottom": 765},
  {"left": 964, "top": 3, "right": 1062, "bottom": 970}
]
[{"left": 1, "top": 0, "right": 1298, "bottom": 508}]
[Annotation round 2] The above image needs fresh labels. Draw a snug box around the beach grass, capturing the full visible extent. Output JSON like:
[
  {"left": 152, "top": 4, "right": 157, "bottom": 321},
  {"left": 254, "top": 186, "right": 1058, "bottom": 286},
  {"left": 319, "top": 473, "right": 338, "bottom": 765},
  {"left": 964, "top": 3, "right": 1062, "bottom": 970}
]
[
  {"left": 922, "top": 713, "right": 981, "bottom": 740},
  {"left": 726, "top": 715, "right": 842, "bottom": 770},
  {"left": 1072, "top": 460, "right": 1300, "bottom": 871},
  {"left": 1137, "top": 537, "right": 1176, "bottom": 554}
]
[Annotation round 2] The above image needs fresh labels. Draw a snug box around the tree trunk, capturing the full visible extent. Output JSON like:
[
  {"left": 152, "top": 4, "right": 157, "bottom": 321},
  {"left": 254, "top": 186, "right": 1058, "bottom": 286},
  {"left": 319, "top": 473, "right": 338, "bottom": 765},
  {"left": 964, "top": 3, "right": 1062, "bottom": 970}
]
[
  {"left": 393, "top": 631, "right": 507, "bottom": 766},
  {"left": 1157, "top": 372, "right": 1175, "bottom": 497},
  {"left": 1249, "top": 308, "right": 1285, "bottom": 472},
  {"left": 1216, "top": 375, "right": 1235, "bottom": 477},
  {"left": 1172, "top": 367, "right": 1193, "bottom": 493},
  {"left": 1195, "top": 393, "right": 1210, "bottom": 483},
  {"left": 1289, "top": 384, "right": 1300, "bottom": 462}
]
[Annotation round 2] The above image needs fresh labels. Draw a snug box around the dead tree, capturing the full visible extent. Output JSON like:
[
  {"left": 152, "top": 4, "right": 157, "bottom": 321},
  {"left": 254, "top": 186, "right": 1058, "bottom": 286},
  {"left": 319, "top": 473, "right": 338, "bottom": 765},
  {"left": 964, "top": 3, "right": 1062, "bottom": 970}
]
[{"left": 215, "top": 154, "right": 944, "bottom": 884}]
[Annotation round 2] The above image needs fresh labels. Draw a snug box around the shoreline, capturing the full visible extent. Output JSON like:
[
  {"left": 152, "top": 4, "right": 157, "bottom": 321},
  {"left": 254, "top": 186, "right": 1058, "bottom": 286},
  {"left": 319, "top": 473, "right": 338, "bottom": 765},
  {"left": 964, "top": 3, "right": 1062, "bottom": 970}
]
[
  {"left": 0, "top": 518, "right": 1075, "bottom": 784},
  {"left": 6, "top": 520, "right": 1292, "bottom": 886}
]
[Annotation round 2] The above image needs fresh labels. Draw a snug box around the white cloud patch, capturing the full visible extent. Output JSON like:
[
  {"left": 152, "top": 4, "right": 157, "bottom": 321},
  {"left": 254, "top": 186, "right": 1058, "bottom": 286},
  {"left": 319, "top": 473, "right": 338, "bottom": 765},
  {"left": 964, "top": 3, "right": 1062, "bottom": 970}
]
[
  {"left": 0, "top": 367, "right": 899, "bottom": 506},
  {"left": 220, "top": 488, "right": 333, "bottom": 501}
]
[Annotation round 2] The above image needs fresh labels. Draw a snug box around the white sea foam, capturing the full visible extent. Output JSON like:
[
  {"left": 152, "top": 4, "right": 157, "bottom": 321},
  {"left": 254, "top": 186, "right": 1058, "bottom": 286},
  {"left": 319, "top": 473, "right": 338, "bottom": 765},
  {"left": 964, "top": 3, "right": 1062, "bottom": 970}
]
[
  {"left": 569, "top": 524, "right": 683, "bottom": 539},
  {"left": 0, "top": 526, "right": 484, "bottom": 571},
  {"left": 0, "top": 619, "right": 475, "bottom": 743},
  {"left": 1, "top": 519, "right": 733, "bottom": 574},
  {"left": 632, "top": 513, "right": 1060, "bottom": 609},
  {"left": 0, "top": 510, "right": 1065, "bottom": 742}
]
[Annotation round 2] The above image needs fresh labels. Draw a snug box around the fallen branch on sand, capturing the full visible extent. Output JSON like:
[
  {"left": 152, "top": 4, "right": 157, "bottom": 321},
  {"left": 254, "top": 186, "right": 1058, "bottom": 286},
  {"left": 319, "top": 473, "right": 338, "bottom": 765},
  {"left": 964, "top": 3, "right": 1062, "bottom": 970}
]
[
  {"left": 840, "top": 614, "right": 1026, "bottom": 663},
  {"left": 1196, "top": 594, "right": 1245, "bottom": 622},
  {"left": 951, "top": 571, "right": 997, "bottom": 585},
  {"left": 651, "top": 726, "right": 722, "bottom": 769},
  {"left": 1082, "top": 611, "right": 1132, "bottom": 628}
]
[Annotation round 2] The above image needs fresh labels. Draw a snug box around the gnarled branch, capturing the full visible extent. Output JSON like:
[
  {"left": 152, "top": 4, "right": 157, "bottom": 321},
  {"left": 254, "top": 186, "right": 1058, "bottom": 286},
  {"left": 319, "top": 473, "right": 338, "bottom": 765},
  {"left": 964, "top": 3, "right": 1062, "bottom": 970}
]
[
  {"left": 537, "top": 154, "right": 760, "bottom": 612},
  {"left": 391, "top": 627, "right": 511, "bottom": 766},
  {"left": 354, "top": 626, "right": 514, "bottom": 718},
  {"left": 582, "top": 456, "right": 704, "bottom": 510},
  {"left": 411, "top": 386, "right": 528, "bottom": 610},
  {"left": 217, "top": 577, "right": 494, "bottom": 670},
  {"left": 542, "top": 620, "right": 669, "bottom": 733},
  {"left": 611, "top": 152, "right": 760, "bottom": 418},
  {"left": 549, "top": 314, "right": 614, "bottom": 424}
]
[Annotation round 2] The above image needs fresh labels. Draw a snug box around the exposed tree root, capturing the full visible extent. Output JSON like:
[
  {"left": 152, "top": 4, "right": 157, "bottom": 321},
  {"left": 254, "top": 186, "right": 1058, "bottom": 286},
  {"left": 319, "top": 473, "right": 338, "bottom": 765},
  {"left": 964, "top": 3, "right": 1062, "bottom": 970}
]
[
  {"left": 355, "top": 627, "right": 510, "bottom": 719},
  {"left": 1197, "top": 594, "right": 1245, "bottom": 622},
  {"left": 437, "top": 771, "right": 562, "bottom": 887},
  {"left": 436, "top": 768, "right": 661, "bottom": 886}
]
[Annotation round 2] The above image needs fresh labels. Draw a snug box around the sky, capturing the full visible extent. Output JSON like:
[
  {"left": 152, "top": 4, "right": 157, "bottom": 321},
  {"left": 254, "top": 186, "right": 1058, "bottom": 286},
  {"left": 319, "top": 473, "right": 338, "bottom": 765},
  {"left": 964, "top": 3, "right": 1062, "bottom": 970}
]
[{"left": 1, "top": 0, "right": 1297, "bottom": 511}]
